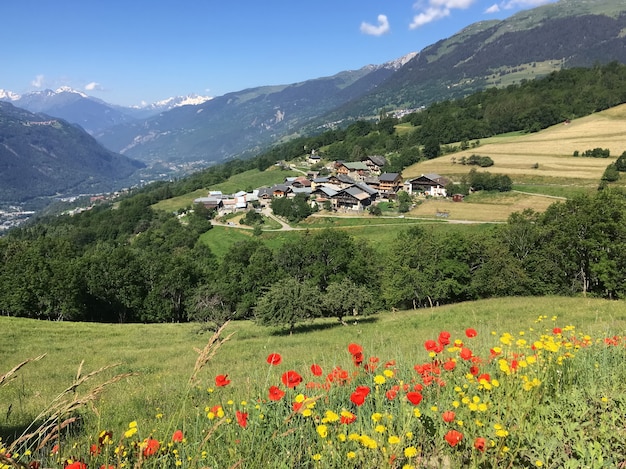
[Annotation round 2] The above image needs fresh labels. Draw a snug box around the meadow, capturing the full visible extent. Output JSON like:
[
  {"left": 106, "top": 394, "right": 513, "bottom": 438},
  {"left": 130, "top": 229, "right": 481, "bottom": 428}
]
[{"left": 2, "top": 297, "right": 626, "bottom": 468}]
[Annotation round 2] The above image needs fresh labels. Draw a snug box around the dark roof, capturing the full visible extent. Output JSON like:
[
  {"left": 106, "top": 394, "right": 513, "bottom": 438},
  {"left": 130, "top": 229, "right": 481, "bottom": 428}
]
[
  {"left": 366, "top": 155, "right": 387, "bottom": 167},
  {"left": 379, "top": 172, "right": 402, "bottom": 182}
]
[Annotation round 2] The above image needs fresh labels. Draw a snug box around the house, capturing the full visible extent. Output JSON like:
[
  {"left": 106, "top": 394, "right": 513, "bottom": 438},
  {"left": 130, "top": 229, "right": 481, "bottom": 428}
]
[
  {"left": 193, "top": 196, "right": 223, "bottom": 211},
  {"left": 272, "top": 184, "right": 291, "bottom": 198},
  {"left": 328, "top": 174, "right": 356, "bottom": 187},
  {"left": 308, "top": 151, "right": 321, "bottom": 165},
  {"left": 257, "top": 187, "right": 273, "bottom": 201},
  {"left": 405, "top": 173, "right": 449, "bottom": 197},
  {"left": 331, "top": 183, "right": 378, "bottom": 210},
  {"left": 290, "top": 177, "right": 312, "bottom": 189},
  {"left": 336, "top": 161, "right": 370, "bottom": 179},
  {"left": 363, "top": 156, "right": 387, "bottom": 174},
  {"left": 378, "top": 172, "right": 403, "bottom": 197}
]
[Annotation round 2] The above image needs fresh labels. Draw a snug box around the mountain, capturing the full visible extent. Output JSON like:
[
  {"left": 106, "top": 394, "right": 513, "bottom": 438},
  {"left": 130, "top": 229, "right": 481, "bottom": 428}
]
[
  {"left": 95, "top": 54, "right": 416, "bottom": 165},
  {"left": 327, "top": 0, "right": 626, "bottom": 120},
  {"left": 0, "top": 102, "right": 145, "bottom": 204},
  {"left": 0, "top": 88, "right": 212, "bottom": 134},
  {"left": 97, "top": 0, "right": 626, "bottom": 169}
]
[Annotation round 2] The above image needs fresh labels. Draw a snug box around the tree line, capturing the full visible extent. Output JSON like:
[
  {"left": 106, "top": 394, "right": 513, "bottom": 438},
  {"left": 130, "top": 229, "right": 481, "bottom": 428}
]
[{"left": 2, "top": 189, "right": 625, "bottom": 328}]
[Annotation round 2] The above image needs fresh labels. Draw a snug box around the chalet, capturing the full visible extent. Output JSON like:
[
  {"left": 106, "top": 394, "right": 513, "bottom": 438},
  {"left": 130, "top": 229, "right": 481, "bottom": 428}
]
[
  {"left": 290, "top": 177, "right": 312, "bottom": 189},
  {"left": 272, "top": 184, "right": 291, "bottom": 198},
  {"left": 378, "top": 172, "right": 403, "bottom": 197},
  {"left": 328, "top": 174, "right": 356, "bottom": 187},
  {"left": 193, "top": 196, "right": 223, "bottom": 211},
  {"left": 308, "top": 151, "right": 321, "bottom": 164},
  {"left": 330, "top": 183, "right": 378, "bottom": 211},
  {"left": 257, "top": 187, "right": 273, "bottom": 201},
  {"left": 336, "top": 161, "right": 369, "bottom": 179},
  {"left": 288, "top": 187, "right": 313, "bottom": 198},
  {"left": 405, "top": 173, "right": 449, "bottom": 197},
  {"left": 363, "top": 155, "right": 387, "bottom": 174}
]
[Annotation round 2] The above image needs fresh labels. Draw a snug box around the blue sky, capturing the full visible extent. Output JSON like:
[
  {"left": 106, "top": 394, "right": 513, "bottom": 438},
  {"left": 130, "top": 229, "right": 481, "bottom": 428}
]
[{"left": 1, "top": 0, "right": 557, "bottom": 106}]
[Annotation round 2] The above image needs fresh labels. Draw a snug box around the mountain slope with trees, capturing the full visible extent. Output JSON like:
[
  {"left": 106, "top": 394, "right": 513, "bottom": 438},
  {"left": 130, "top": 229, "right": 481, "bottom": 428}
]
[{"left": 0, "top": 102, "right": 145, "bottom": 203}]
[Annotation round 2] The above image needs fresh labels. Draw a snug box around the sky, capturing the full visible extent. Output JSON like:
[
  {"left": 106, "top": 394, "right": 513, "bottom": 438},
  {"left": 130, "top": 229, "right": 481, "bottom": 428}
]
[{"left": 1, "top": 0, "right": 558, "bottom": 107}]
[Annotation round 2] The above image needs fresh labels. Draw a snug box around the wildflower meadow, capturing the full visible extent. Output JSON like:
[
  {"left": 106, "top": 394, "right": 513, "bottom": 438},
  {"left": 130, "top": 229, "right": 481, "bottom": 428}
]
[{"left": 2, "top": 308, "right": 626, "bottom": 468}]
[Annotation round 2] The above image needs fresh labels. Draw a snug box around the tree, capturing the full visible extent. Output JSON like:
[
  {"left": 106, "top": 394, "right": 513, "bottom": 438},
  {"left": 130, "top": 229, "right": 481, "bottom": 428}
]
[
  {"left": 323, "top": 279, "right": 376, "bottom": 324},
  {"left": 255, "top": 278, "right": 321, "bottom": 332}
]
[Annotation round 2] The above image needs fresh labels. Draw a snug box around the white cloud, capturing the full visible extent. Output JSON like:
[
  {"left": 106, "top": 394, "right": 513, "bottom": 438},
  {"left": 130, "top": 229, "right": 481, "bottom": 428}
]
[
  {"left": 360, "top": 14, "right": 390, "bottom": 36},
  {"left": 409, "top": 0, "right": 476, "bottom": 29},
  {"left": 485, "top": 4, "right": 500, "bottom": 13},
  {"left": 31, "top": 74, "right": 45, "bottom": 88},
  {"left": 85, "top": 82, "right": 102, "bottom": 91}
]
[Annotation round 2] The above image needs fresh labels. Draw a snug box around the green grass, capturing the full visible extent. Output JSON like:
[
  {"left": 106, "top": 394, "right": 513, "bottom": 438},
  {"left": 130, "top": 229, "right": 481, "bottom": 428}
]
[
  {"left": 3, "top": 296, "right": 626, "bottom": 467},
  {"left": 209, "top": 168, "right": 299, "bottom": 194}
]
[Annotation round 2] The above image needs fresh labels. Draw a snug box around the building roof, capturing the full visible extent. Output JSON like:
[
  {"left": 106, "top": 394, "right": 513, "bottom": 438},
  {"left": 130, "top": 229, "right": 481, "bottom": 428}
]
[
  {"left": 379, "top": 172, "right": 402, "bottom": 182},
  {"left": 342, "top": 161, "right": 369, "bottom": 171},
  {"left": 366, "top": 155, "right": 387, "bottom": 167}
]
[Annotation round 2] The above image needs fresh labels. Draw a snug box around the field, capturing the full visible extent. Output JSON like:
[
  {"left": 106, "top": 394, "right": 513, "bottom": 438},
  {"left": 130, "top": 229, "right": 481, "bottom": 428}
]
[
  {"left": 2, "top": 297, "right": 626, "bottom": 467},
  {"left": 404, "top": 103, "right": 626, "bottom": 184}
]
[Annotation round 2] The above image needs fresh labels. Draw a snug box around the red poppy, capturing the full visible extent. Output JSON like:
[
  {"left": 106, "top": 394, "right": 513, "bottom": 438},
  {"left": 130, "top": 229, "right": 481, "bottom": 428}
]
[
  {"left": 172, "top": 430, "right": 183, "bottom": 443},
  {"left": 444, "top": 429, "right": 463, "bottom": 447},
  {"left": 553, "top": 327, "right": 562, "bottom": 335},
  {"left": 350, "top": 386, "right": 370, "bottom": 406},
  {"left": 100, "top": 466, "right": 115, "bottom": 469},
  {"left": 443, "top": 359, "right": 456, "bottom": 371},
  {"left": 143, "top": 438, "right": 160, "bottom": 458},
  {"left": 460, "top": 348, "right": 473, "bottom": 360},
  {"left": 348, "top": 343, "right": 363, "bottom": 355},
  {"left": 340, "top": 411, "right": 356, "bottom": 424},
  {"left": 65, "top": 463, "right": 87, "bottom": 469},
  {"left": 385, "top": 360, "right": 396, "bottom": 368},
  {"left": 90, "top": 443, "right": 100, "bottom": 455},
  {"left": 51, "top": 445, "right": 59, "bottom": 454},
  {"left": 424, "top": 339, "right": 438, "bottom": 352},
  {"left": 236, "top": 410, "right": 248, "bottom": 428},
  {"left": 406, "top": 391, "right": 423, "bottom": 405},
  {"left": 352, "top": 352, "right": 364, "bottom": 366},
  {"left": 442, "top": 410, "right": 456, "bottom": 423},
  {"left": 310, "top": 364, "right": 323, "bottom": 376},
  {"left": 474, "top": 437, "right": 486, "bottom": 452},
  {"left": 215, "top": 374, "right": 230, "bottom": 387},
  {"left": 386, "top": 389, "right": 398, "bottom": 400},
  {"left": 478, "top": 373, "right": 491, "bottom": 382},
  {"left": 266, "top": 353, "right": 282, "bottom": 365},
  {"left": 281, "top": 370, "right": 303, "bottom": 388},
  {"left": 268, "top": 385, "right": 285, "bottom": 401},
  {"left": 438, "top": 331, "right": 451, "bottom": 346},
  {"left": 465, "top": 328, "right": 478, "bottom": 338}
]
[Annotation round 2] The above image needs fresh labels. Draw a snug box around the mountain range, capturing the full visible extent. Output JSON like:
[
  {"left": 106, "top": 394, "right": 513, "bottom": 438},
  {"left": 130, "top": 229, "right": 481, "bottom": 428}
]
[
  {"left": 0, "top": 102, "right": 144, "bottom": 204},
  {"left": 1, "top": 0, "right": 626, "bottom": 207}
]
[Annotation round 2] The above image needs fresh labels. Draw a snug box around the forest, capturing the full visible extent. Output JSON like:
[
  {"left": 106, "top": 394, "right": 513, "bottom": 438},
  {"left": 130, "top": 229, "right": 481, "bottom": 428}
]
[{"left": 2, "top": 63, "right": 626, "bottom": 326}]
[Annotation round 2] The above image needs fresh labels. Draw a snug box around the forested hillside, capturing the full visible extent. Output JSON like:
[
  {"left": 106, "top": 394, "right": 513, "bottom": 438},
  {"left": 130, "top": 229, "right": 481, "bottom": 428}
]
[{"left": 2, "top": 64, "right": 626, "bottom": 324}]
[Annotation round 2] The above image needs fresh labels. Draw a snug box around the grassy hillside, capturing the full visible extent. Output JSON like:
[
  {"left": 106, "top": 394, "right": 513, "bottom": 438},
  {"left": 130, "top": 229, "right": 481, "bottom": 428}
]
[
  {"left": 2, "top": 296, "right": 623, "bottom": 423},
  {"left": 2, "top": 296, "right": 626, "bottom": 467}
]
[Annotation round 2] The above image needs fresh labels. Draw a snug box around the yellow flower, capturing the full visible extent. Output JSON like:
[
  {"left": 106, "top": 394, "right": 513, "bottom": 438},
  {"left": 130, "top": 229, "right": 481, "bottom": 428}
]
[
  {"left": 374, "top": 375, "right": 386, "bottom": 385},
  {"left": 388, "top": 436, "right": 400, "bottom": 445},
  {"left": 430, "top": 406, "right": 438, "bottom": 412},
  {"left": 347, "top": 451, "right": 356, "bottom": 459},
  {"left": 325, "top": 410, "right": 340, "bottom": 422},
  {"left": 405, "top": 431, "right": 413, "bottom": 440},
  {"left": 535, "top": 461, "right": 544, "bottom": 467},
  {"left": 375, "top": 424, "right": 386, "bottom": 434},
  {"left": 337, "top": 433, "right": 346, "bottom": 442},
  {"left": 312, "top": 453, "right": 322, "bottom": 461},
  {"left": 317, "top": 425, "right": 328, "bottom": 438},
  {"left": 372, "top": 412, "right": 383, "bottom": 422},
  {"left": 383, "top": 369, "right": 394, "bottom": 378},
  {"left": 348, "top": 433, "right": 360, "bottom": 441},
  {"left": 413, "top": 408, "right": 421, "bottom": 418},
  {"left": 404, "top": 446, "right": 418, "bottom": 458}
]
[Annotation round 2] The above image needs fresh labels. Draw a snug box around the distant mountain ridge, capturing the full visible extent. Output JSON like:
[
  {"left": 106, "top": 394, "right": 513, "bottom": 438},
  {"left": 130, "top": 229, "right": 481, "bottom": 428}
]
[
  {"left": 96, "top": 0, "right": 626, "bottom": 168},
  {"left": 0, "top": 87, "right": 212, "bottom": 135},
  {"left": 0, "top": 102, "right": 145, "bottom": 204}
]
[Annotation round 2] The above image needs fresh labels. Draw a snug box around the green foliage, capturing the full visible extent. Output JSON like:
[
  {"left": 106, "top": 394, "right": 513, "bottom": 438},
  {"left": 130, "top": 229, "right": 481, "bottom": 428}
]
[
  {"left": 466, "top": 169, "right": 512, "bottom": 192},
  {"left": 601, "top": 163, "right": 620, "bottom": 182},
  {"left": 240, "top": 209, "right": 264, "bottom": 226},
  {"left": 270, "top": 194, "right": 313, "bottom": 223},
  {"left": 254, "top": 277, "right": 321, "bottom": 331},
  {"left": 578, "top": 147, "right": 611, "bottom": 158},
  {"left": 615, "top": 151, "right": 626, "bottom": 172},
  {"left": 461, "top": 154, "right": 495, "bottom": 167}
]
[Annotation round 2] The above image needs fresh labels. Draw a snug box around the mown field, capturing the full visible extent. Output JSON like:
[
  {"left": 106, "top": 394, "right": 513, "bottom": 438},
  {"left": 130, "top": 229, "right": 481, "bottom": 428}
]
[{"left": 2, "top": 296, "right": 626, "bottom": 468}]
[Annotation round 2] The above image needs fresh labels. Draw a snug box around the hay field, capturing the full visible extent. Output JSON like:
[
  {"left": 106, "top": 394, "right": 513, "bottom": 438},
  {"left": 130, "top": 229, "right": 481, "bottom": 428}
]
[
  {"left": 408, "top": 192, "right": 559, "bottom": 222},
  {"left": 404, "top": 103, "right": 626, "bottom": 181}
]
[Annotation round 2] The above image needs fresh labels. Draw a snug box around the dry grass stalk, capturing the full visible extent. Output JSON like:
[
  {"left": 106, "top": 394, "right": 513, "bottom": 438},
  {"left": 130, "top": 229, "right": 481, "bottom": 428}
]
[
  {"left": 0, "top": 354, "right": 46, "bottom": 388},
  {"left": 189, "top": 321, "right": 234, "bottom": 385},
  {"left": 8, "top": 362, "right": 136, "bottom": 453}
]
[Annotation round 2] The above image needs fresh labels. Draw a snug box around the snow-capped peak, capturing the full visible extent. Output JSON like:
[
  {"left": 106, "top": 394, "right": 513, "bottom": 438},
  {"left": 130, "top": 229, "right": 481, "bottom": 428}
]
[
  {"left": 55, "top": 86, "right": 88, "bottom": 98},
  {"left": 133, "top": 94, "right": 213, "bottom": 110},
  {"left": 0, "top": 89, "right": 21, "bottom": 101}
]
